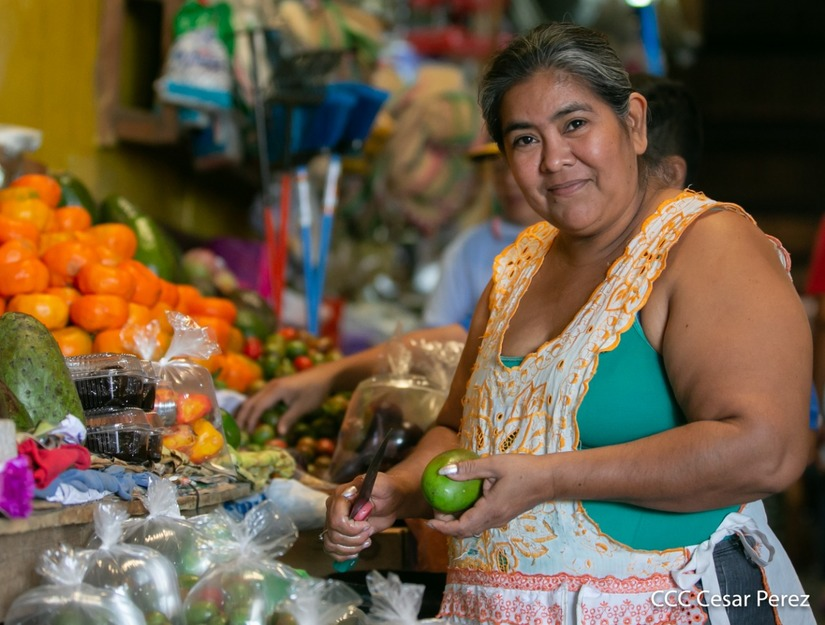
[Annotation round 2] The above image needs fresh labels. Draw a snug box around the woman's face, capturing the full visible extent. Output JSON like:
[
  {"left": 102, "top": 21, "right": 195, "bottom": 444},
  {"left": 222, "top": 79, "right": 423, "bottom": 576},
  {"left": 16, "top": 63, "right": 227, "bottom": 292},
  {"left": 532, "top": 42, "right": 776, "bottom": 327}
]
[{"left": 500, "top": 69, "right": 647, "bottom": 238}]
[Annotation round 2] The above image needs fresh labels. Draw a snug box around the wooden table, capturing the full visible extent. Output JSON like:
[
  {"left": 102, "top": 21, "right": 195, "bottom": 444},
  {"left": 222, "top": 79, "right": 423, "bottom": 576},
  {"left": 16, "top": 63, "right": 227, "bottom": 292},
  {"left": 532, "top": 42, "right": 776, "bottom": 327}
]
[{"left": 0, "top": 480, "right": 251, "bottom": 622}]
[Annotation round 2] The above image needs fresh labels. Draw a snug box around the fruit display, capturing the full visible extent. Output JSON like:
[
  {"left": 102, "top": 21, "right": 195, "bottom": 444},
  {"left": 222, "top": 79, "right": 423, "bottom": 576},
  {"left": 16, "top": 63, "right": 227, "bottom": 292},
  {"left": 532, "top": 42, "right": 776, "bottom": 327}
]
[{"left": 421, "top": 448, "right": 482, "bottom": 514}]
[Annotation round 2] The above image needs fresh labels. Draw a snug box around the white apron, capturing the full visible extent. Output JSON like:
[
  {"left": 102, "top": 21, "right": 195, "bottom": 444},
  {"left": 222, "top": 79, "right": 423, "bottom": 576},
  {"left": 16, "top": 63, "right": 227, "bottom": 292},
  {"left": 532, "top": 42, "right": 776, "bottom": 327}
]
[{"left": 440, "top": 191, "right": 814, "bottom": 625}]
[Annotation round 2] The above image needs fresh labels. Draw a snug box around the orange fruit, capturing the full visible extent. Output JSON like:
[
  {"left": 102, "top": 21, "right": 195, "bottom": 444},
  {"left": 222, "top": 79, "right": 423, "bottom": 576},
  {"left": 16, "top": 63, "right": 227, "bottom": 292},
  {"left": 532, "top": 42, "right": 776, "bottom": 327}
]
[
  {"left": 38, "top": 231, "right": 76, "bottom": 255},
  {"left": 157, "top": 279, "right": 180, "bottom": 308},
  {"left": 0, "top": 214, "right": 39, "bottom": 244},
  {"left": 77, "top": 223, "right": 137, "bottom": 262},
  {"left": 10, "top": 174, "right": 62, "bottom": 208},
  {"left": 45, "top": 205, "right": 92, "bottom": 232},
  {"left": 215, "top": 352, "right": 264, "bottom": 393},
  {"left": 69, "top": 293, "right": 130, "bottom": 332},
  {"left": 0, "top": 186, "right": 39, "bottom": 205},
  {"left": 0, "top": 257, "right": 49, "bottom": 297},
  {"left": 0, "top": 197, "right": 53, "bottom": 231},
  {"left": 188, "top": 295, "right": 237, "bottom": 324},
  {"left": 45, "top": 286, "right": 82, "bottom": 308},
  {"left": 121, "top": 259, "right": 162, "bottom": 307},
  {"left": 41, "top": 239, "right": 101, "bottom": 287},
  {"left": 150, "top": 300, "right": 174, "bottom": 334},
  {"left": 8, "top": 293, "right": 70, "bottom": 330},
  {"left": 175, "top": 283, "right": 203, "bottom": 314},
  {"left": 0, "top": 238, "right": 37, "bottom": 264},
  {"left": 92, "top": 328, "right": 132, "bottom": 355},
  {"left": 191, "top": 314, "right": 233, "bottom": 352},
  {"left": 52, "top": 326, "right": 94, "bottom": 357},
  {"left": 75, "top": 261, "right": 137, "bottom": 299}
]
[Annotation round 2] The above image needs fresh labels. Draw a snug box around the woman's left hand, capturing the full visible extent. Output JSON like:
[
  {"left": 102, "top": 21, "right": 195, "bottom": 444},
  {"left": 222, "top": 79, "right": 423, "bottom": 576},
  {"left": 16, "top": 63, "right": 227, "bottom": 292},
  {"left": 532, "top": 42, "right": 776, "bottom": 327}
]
[{"left": 427, "top": 453, "right": 550, "bottom": 537}]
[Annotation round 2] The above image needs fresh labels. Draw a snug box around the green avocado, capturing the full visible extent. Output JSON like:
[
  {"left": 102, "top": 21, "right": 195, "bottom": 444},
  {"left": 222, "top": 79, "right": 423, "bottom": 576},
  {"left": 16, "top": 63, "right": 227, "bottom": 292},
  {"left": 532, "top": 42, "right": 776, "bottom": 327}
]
[{"left": 54, "top": 171, "right": 100, "bottom": 223}]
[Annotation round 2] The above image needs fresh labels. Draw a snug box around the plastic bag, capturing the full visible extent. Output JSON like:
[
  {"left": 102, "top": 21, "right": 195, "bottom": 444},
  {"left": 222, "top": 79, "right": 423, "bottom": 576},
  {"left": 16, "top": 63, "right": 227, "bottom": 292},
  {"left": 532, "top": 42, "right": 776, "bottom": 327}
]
[
  {"left": 183, "top": 499, "right": 303, "bottom": 625},
  {"left": 84, "top": 501, "right": 184, "bottom": 625},
  {"left": 141, "top": 312, "right": 236, "bottom": 476},
  {"left": 4, "top": 544, "right": 146, "bottom": 625},
  {"left": 277, "top": 577, "right": 366, "bottom": 624},
  {"left": 119, "top": 477, "right": 215, "bottom": 596},
  {"left": 326, "top": 336, "right": 450, "bottom": 483},
  {"left": 365, "top": 571, "right": 450, "bottom": 624}
]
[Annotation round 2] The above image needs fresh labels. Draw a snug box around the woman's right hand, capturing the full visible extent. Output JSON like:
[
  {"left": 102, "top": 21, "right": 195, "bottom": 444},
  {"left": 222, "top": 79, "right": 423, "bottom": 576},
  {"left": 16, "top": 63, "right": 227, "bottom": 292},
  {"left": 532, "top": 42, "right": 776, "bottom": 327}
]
[
  {"left": 234, "top": 363, "right": 335, "bottom": 436},
  {"left": 321, "top": 472, "right": 404, "bottom": 562}
]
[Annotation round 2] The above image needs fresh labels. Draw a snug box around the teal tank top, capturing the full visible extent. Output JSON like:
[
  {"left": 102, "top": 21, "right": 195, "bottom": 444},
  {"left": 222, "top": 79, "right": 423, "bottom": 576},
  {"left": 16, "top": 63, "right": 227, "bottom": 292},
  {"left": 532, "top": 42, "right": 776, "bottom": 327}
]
[{"left": 502, "top": 317, "right": 737, "bottom": 550}]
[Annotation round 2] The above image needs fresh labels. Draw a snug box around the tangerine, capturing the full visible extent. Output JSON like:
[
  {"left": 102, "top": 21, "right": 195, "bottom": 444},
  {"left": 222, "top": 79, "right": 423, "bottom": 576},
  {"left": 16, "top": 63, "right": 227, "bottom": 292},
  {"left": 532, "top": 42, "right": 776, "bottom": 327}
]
[
  {"left": 0, "top": 197, "right": 52, "bottom": 231},
  {"left": 75, "top": 261, "right": 137, "bottom": 299},
  {"left": 41, "top": 239, "right": 101, "bottom": 287},
  {"left": 78, "top": 223, "right": 137, "bottom": 262},
  {"left": 38, "top": 231, "right": 76, "bottom": 255},
  {"left": 45, "top": 205, "right": 92, "bottom": 232},
  {"left": 10, "top": 174, "right": 62, "bottom": 208},
  {"left": 45, "top": 286, "right": 82, "bottom": 308},
  {"left": 175, "top": 283, "right": 203, "bottom": 314},
  {"left": 121, "top": 259, "right": 162, "bottom": 307},
  {"left": 0, "top": 239, "right": 37, "bottom": 264},
  {"left": 70, "top": 293, "right": 130, "bottom": 332},
  {"left": 52, "top": 326, "right": 93, "bottom": 357},
  {"left": 188, "top": 296, "right": 238, "bottom": 324},
  {"left": 0, "top": 257, "right": 49, "bottom": 297},
  {"left": 8, "top": 293, "right": 69, "bottom": 330},
  {"left": 92, "top": 328, "right": 133, "bottom": 355},
  {"left": 0, "top": 214, "right": 39, "bottom": 244}
]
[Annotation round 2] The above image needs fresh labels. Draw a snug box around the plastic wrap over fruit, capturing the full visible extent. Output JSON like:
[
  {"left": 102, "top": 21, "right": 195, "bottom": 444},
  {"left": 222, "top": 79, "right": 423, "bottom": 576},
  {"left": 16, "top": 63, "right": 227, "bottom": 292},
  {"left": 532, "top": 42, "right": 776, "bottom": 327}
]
[
  {"left": 183, "top": 499, "right": 303, "bottom": 625},
  {"left": 83, "top": 501, "right": 184, "bottom": 625},
  {"left": 144, "top": 312, "right": 236, "bottom": 476},
  {"left": 364, "top": 570, "right": 453, "bottom": 624},
  {"left": 276, "top": 577, "right": 366, "bottom": 624},
  {"left": 4, "top": 543, "right": 147, "bottom": 625},
  {"left": 118, "top": 477, "right": 216, "bottom": 596}
]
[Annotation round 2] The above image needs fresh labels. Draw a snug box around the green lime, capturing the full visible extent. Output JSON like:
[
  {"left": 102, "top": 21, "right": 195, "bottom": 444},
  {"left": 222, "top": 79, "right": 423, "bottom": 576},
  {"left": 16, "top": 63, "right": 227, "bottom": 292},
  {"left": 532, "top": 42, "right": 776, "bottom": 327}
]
[
  {"left": 221, "top": 409, "right": 242, "bottom": 448},
  {"left": 259, "top": 352, "right": 282, "bottom": 380},
  {"left": 421, "top": 448, "right": 482, "bottom": 514},
  {"left": 251, "top": 423, "right": 276, "bottom": 446},
  {"left": 285, "top": 339, "right": 308, "bottom": 359}
]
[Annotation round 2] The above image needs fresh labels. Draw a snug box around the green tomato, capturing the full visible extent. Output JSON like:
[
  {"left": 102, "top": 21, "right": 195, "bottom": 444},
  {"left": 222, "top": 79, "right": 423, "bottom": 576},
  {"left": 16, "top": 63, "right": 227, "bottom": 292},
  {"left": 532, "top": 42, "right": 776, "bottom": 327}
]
[
  {"left": 186, "top": 599, "right": 220, "bottom": 624},
  {"left": 284, "top": 340, "right": 308, "bottom": 359}
]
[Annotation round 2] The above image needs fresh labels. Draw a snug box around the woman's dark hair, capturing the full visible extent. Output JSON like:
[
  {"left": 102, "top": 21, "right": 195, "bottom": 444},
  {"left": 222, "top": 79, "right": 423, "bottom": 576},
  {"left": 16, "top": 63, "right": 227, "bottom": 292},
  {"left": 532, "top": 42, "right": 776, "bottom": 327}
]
[{"left": 478, "top": 22, "right": 633, "bottom": 150}]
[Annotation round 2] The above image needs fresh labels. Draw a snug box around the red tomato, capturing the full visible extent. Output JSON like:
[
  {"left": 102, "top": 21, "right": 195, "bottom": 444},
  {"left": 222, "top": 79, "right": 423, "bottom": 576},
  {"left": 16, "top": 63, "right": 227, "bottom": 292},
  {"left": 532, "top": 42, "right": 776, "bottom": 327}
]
[
  {"left": 243, "top": 335, "right": 263, "bottom": 359},
  {"left": 315, "top": 437, "right": 336, "bottom": 456},
  {"left": 278, "top": 326, "right": 298, "bottom": 340},
  {"left": 293, "top": 354, "right": 313, "bottom": 371}
]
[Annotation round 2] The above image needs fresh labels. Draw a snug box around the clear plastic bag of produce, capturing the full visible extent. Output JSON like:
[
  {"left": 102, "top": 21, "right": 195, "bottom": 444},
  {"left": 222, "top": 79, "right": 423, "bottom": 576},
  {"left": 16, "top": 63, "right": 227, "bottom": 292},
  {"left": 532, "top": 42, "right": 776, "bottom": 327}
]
[
  {"left": 183, "top": 499, "right": 304, "bottom": 625},
  {"left": 276, "top": 577, "right": 366, "bottom": 624},
  {"left": 118, "top": 477, "right": 215, "bottom": 596},
  {"left": 4, "top": 543, "right": 147, "bottom": 625},
  {"left": 365, "top": 571, "right": 452, "bottom": 624},
  {"left": 327, "top": 335, "right": 456, "bottom": 484},
  {"left": 135, "top": 312, "right": 236, "bottom": 476},
  {"left": 84, "top": 501, "right": 184, "bottom": 625}
]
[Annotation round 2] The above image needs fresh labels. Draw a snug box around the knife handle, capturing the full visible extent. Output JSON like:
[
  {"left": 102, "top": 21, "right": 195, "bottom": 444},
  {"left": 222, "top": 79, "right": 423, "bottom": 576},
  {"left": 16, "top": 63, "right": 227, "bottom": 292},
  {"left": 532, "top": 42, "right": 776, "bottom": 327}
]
[{"left": 333, "top": 557, "right": 358, "bottom": 573}]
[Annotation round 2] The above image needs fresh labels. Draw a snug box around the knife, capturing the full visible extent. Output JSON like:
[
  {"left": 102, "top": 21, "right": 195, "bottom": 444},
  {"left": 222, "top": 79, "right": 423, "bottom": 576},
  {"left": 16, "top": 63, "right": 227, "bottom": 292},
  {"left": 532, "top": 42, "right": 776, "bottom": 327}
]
[{"left": 332, "top": 429, "right": 395, "bottom": 573}]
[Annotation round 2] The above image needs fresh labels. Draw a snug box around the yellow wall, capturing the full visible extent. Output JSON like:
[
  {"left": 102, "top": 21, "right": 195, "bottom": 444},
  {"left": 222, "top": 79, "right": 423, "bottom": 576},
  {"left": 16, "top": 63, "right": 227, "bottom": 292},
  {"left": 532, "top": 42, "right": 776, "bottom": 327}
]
[{"left": 0, "top": 0, "right": 257, "bottom": 242}]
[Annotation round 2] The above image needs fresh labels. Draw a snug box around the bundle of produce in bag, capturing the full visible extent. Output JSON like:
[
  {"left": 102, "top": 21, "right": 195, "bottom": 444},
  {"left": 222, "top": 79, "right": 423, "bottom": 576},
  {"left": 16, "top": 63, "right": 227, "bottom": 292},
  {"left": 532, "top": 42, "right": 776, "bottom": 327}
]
[
  {"left": 326, "top": 335, "right": 460, "bottom": 484},
  {"left": 119, "top": 477, "right": 215, "bottom": 596},
  {"left": 134, "top": 311, "right": 236, "bottom": 475},
  {"left": 276, "top": 577, "right": 366, "bottom": 624},
  {"left": 4, "top": 543, "right": 146, "bottom": 625},
  {"left": 84, "top": 501, "right": 184, "bottom": 625},
  {"left": 183, "top": 499, "right": 304, "bottom": 625},
  {"left": 365, "top": 571, "right": 451, "bottom": 624}
]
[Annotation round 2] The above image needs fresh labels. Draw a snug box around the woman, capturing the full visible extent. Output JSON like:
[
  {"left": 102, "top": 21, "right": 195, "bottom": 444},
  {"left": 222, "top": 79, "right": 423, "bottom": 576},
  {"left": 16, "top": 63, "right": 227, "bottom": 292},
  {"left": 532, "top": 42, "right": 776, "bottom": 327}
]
[{"left": 327, "top": 22, "right": 814, "bottom": 624}]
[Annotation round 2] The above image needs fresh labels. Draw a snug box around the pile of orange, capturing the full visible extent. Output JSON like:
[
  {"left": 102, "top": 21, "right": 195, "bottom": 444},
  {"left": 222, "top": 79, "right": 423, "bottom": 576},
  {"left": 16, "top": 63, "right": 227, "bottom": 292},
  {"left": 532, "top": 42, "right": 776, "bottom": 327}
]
[{"left": 0, "top": 173, "right": 263, "bottom": 393}]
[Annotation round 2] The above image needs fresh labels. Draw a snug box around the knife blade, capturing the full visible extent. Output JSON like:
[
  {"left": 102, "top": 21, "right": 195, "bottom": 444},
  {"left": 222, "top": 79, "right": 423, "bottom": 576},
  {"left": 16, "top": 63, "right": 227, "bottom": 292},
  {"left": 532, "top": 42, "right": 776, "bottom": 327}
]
[{"left": 332, "top": 428, "right": 395, "bottom": 572}]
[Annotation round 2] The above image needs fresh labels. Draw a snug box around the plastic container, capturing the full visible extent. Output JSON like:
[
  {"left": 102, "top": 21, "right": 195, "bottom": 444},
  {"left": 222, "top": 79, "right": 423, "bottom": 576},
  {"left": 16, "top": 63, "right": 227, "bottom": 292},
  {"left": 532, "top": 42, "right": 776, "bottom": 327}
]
[
  {"left": 66, "top": 353, "right": 157, "bottom": 414},
  {"left": 85, "top": 408, "right": 163, "bottom": 464}
]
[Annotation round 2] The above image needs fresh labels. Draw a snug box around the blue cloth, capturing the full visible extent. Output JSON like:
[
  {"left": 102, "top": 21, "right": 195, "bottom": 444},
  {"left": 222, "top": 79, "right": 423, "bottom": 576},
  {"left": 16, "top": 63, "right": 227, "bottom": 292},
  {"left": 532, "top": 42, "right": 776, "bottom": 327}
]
[
  {"left": 34, "top": 465, "right": 152, "bottom": 501},
  {"left": 423, "top": 219, "right": 526, "bottom": 330}
]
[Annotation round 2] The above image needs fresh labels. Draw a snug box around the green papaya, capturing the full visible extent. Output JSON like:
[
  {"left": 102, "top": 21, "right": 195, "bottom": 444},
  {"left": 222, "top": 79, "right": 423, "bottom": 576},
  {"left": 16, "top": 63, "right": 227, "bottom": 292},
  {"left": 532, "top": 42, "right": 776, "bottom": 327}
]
[
  {"left": 100, "top": 194, "right": 183, "bottom": 282},
  {"left": 0, "top": 378, "right": 34, "bottom": 432},
  {"left": 0, "top": 312, "right": 84, "bottom": 427},
  {"left": 54, "top": 171, "right": 100, "bottom": 223}
]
